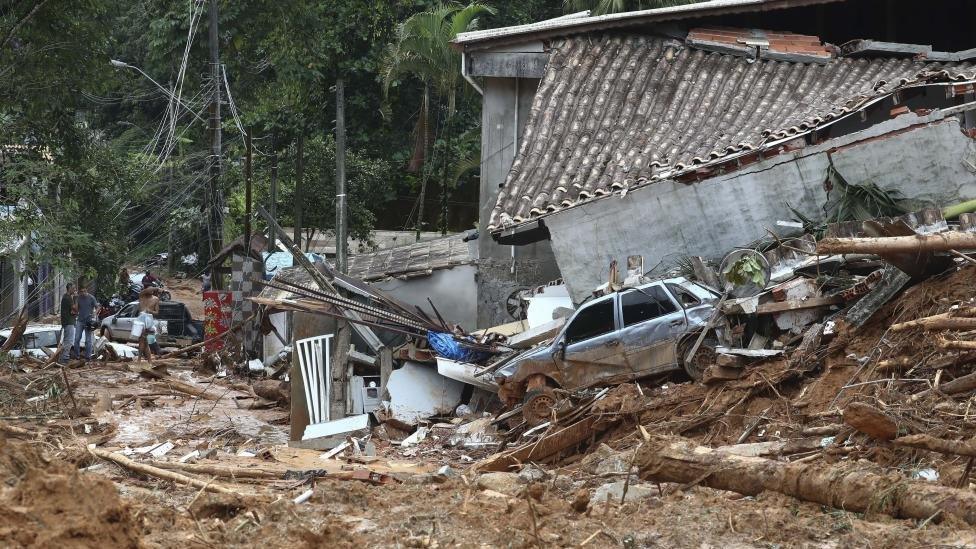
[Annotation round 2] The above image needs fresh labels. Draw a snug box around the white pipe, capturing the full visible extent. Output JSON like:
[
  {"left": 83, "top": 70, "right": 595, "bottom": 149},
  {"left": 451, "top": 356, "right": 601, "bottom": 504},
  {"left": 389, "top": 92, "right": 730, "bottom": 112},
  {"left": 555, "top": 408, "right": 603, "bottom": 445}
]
[{"left": 461, "top": 51, "right": 484, "bottom": 96}]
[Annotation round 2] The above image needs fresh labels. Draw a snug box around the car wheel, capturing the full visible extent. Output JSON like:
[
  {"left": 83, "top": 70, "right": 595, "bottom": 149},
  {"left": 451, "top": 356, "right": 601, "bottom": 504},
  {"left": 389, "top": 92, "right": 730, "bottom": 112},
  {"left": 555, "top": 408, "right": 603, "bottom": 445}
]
[
  {"left": 682, "top": 335, "right": 718, "bottom": 382},
  {"left": 522, "top": 387, "right": 558, "bottom": 427}
]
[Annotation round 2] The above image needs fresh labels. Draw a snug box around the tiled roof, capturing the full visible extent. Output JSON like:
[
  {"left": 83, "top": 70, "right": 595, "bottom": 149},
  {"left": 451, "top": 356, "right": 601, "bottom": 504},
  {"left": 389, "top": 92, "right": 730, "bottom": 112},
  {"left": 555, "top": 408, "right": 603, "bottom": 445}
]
[
  {"left": 346, "top": 233, "right": 476, "bottom": 282},
  {"left": 487, "top": 33, "right": 976, "bottom": 231}
]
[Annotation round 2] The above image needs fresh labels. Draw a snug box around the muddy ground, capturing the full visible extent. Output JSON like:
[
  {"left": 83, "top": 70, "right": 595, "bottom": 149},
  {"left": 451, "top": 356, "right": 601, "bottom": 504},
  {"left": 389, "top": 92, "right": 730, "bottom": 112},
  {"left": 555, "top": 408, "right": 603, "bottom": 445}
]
[{"left": 6, "top": 267, "right": 976, "bottom": 547}]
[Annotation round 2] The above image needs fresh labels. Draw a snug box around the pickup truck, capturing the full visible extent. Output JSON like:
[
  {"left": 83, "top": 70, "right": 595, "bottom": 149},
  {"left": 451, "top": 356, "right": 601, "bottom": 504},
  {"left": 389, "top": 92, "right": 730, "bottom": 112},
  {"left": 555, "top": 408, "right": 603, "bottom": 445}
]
[{"left": 100, "top": 300, "right": 204, "bottom": 347}]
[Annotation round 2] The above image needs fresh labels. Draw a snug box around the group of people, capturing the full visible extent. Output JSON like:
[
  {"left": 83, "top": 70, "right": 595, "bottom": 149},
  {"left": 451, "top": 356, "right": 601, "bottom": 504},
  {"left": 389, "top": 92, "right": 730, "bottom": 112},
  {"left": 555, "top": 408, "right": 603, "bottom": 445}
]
[
  {"left": 59, "top": 282, "right": 162, "bottom": 363},
  {"left": 58, "top": 283, "right": 99, "bottom": 362}
]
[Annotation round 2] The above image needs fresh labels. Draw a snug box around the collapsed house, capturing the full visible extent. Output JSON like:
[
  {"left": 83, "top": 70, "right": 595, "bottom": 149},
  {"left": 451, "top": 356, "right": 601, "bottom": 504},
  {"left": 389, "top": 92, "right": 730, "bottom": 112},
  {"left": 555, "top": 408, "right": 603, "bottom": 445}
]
[{"left": 456, "top": 0, "right": 976, "bottom": 304}]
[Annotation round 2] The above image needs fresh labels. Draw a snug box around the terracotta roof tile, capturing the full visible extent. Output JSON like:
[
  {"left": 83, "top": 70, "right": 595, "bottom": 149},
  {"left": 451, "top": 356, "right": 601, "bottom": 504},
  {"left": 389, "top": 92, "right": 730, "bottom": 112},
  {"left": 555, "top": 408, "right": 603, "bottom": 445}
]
[{"left": 487, "top": 33, "right": 976, "bottom": 231}]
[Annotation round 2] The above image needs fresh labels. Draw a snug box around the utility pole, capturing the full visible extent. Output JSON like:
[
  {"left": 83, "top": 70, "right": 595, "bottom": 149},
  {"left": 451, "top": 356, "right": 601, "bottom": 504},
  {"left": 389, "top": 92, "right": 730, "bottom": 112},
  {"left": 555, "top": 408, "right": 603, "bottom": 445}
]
[
  {"left": 244, "top": 131, "right": 252, "bottom": 255},
  {"left": 294, "top": 132, "right": 305, "bottom": 251},
  {"left": 269, "top": 136, "right": 278, "bottom": 251},
  {"left": 206, "top": 0, "right": 223, "bottom": 286},
  {"left": 335, "top": 78, "right": 347, "bottom": 274}
]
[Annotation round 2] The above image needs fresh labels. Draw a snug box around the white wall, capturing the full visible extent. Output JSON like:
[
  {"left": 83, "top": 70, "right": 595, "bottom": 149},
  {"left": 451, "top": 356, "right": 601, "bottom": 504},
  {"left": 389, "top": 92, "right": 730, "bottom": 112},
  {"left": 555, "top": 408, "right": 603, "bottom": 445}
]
[{"left": 545, "top": 114, "right": 976, "bottom": 302}]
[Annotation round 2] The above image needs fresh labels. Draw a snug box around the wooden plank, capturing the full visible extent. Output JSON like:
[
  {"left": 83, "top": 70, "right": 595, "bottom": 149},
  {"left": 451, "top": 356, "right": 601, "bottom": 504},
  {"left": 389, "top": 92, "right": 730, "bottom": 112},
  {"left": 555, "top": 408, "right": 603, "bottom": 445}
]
[{"left": 755, "top": 295, "right": 843, "bottom": 314}]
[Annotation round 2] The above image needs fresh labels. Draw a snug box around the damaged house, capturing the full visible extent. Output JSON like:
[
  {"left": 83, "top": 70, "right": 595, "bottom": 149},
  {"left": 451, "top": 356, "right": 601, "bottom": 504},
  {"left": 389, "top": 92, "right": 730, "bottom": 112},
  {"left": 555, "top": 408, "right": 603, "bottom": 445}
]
[{"left": 456, "top": 0, "right": 976, "bottom": 304}]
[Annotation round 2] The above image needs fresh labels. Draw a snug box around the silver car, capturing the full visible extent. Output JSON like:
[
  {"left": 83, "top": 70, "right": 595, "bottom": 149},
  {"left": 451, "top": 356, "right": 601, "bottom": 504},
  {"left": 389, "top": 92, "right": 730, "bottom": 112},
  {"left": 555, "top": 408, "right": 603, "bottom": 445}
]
[{"left": 496, "top": 277, "right": 721, "bottom": 425}]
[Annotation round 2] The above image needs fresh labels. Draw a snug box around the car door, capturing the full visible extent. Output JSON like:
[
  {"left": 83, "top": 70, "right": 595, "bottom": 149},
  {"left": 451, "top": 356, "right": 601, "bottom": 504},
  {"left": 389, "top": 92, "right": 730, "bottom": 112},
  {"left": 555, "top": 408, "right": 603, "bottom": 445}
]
[
  {"left": 553, "top": 295, "right": 631, "bottom": 388},
  {"left": 616, "top": 283, "right": 687, "bottom": 376},
  {"left": 112, "top": 304, "right": 137, "bottom": 341}
]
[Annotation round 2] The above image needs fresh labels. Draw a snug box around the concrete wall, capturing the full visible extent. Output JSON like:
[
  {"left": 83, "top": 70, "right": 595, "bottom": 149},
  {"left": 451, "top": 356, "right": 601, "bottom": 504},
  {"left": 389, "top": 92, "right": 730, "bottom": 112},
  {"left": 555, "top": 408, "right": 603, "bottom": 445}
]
[
  {"left": 371, "top": 265, "right": 478, "bottom": 331},
  {"left": 545, "top": 113, "right": 976, "bottom": 303},
  {"left": 478, "top": 76, "right": 562, "bottom": 328}
]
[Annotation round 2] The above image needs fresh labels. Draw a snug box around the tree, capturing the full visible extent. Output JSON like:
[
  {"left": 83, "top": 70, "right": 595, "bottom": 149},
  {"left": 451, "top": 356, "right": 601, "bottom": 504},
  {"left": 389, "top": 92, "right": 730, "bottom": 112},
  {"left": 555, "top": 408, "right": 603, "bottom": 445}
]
[
  {"left": 381, "top": 2, "right": 496, "bottom": 236},
  {"left": 563, "top": 0, "right": 702, "bottom": 15}
]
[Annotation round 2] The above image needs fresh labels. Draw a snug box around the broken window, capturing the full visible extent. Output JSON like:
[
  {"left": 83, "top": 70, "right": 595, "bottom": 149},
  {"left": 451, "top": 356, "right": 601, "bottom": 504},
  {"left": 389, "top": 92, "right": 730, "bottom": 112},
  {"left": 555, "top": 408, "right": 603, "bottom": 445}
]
[
  {"left": 667, "top": 283, "right": 701, "bottom": 307},
  {"left": 564, "top": 299, "right": 615, "bottom": 344},
  {"left": 621, "top": 286, "right": 677, "bottom": 327}
]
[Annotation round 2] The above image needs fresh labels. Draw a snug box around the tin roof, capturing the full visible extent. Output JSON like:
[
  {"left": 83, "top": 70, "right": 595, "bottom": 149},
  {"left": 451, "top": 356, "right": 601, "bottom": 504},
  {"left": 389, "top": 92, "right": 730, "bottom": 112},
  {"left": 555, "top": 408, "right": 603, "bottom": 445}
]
[{"left": 487, "top": 33, "right": 976, "bottom": 231}]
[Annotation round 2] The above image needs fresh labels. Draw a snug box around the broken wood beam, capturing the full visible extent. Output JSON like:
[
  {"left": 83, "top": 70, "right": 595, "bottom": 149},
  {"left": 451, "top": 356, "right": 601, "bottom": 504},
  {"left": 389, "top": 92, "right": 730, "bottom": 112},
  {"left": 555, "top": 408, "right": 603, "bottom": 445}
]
[
  {"left": 893, "top": 434, "right": 976, "bottom": 458},
  {"left": 842, "top": 402, "right": 898, "bottom": 440},
  {"left": 755, "top": 295, "right": 844, "bottom": 314},
  {"left": 636, "top": 434, "right": 976, "bottom": 525},
  {"left": 817, "top": 232, "right": 976, "bottom": 255},
  {"left": 87, "top": 446, "right": 239, "bottom": 494},
  {"left": 894, "top": 318, "right": 976, "bottom": 332}
]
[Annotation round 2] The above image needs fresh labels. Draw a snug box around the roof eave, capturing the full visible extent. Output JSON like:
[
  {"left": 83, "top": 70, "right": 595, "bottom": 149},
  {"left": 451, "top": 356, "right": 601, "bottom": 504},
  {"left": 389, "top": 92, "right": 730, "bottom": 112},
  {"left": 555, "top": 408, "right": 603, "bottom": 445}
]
[{"left": 453, "top": 0, "right": 846, "bottom": 51}]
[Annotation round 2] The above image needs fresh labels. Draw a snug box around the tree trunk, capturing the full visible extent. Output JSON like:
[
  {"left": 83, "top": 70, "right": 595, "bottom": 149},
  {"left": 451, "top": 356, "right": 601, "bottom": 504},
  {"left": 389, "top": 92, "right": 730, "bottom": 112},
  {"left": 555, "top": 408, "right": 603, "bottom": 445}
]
[
  {"left": 893, "top": 434, "right": 976, "bottom": 458},
  {"left": 637, "top": 435, "right": 976, "bottom": 525},
  {"left": 890, "top": 308, "right": 976, "bottom": 332},
  {"left": 88, "top": 446, "right": 238, "bottom": 495},
  {"left": 912, "top": 370, "right": 976, "bottom": 401},
  {"left": 817, "top": 232, "right": 976, "bottom": 255}
]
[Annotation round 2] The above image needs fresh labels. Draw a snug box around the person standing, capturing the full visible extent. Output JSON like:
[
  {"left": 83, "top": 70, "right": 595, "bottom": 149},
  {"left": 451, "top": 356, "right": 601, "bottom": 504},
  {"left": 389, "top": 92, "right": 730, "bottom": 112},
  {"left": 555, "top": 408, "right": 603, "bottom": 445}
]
[
  {"left": 118, "top": 267, "right": 130, "bottom": 297},
  {"left": 73, "top": 285, "right": 99, "bottom": 361},
  {"left": 59, "top": 283, "right": 77, "bottom": 363},
  {"left": 136, "top": 287, "right": 160, "bottom": 363}
]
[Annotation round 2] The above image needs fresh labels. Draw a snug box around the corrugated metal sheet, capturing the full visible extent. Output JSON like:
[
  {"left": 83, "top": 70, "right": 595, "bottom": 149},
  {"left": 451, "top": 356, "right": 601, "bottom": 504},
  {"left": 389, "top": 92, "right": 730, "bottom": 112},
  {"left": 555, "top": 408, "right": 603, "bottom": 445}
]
[{"left": 488, "top": 34, "right": 976, "bottom": 231}]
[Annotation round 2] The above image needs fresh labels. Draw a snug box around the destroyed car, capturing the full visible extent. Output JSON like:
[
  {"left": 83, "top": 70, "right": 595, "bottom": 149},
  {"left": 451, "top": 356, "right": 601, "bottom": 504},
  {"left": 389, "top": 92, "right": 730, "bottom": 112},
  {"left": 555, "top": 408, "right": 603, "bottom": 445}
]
[
  {"left": 495, "top": 277, "right": 722, "bottom": 425},
  {"left": 101, "top": 300, "right": 203, "bottom": 347},
  {"left": 0, "top": 324, "right": 138, "bottom": 360}
]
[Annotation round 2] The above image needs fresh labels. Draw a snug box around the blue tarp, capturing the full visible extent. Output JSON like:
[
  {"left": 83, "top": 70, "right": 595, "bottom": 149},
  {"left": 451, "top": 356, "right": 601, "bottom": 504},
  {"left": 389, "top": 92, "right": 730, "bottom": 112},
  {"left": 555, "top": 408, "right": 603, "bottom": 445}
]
[{"left": 427, "top": 331, "right": 489, "bottom": 363}]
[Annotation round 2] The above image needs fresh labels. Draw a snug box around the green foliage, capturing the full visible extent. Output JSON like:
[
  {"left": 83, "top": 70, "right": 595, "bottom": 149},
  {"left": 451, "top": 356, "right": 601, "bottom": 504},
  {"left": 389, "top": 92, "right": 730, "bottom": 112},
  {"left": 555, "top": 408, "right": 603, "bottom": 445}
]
[
  {"left": 563, "top": 0, "right": 702, "bottom": 15},
  {"left": 824, "top": 162, "right": 908, "bottom": 223},
  {"left": 724, "top": 255, "right": 766, "bottom": 287},
  {"left": 0, "top": 0, "right": 562, "bottom": 305}
]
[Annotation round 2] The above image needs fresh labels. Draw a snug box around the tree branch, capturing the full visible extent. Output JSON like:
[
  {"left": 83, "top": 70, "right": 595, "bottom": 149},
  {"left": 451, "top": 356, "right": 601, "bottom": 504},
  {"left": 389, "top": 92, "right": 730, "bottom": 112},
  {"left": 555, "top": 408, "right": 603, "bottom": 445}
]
[{"left": 1, "top": 0, "right": 50, "bottom": 52}]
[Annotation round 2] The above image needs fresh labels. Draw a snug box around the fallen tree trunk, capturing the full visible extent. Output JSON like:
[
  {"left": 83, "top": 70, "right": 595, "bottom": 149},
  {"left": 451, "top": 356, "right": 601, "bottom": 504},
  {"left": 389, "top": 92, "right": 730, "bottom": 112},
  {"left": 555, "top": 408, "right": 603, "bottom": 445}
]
[
  {"left": 130, "top": 364, "right": 222, "bottom": 401},
  {"left": 843, "top": 402, "right": 898, "bottom": 440},
  {"left": 895, "top": 318, "right": 976, "bottom": 331},
  {"left": 637, "top": 434, "right": 976, "bottom": 525},
  {"left": 0, "top": 421, "right": 32, "bottom": 438},
  {"left": 817, "top": 232, "right": 976, "bottom": 255},
  {"left": 893, "top": 434, "right": 976, "bottom": 458},
  {"left": 938, "top": 339, "right": 976, "bottom": 351},
  {"left": 87, "top": 446, "right": 238, "bottom": 494},
  {"left": 912, "top": 370, "right": 976, "bottom": 401},
  {"left": 890, "top": 308, "right": 976, "bottom": 332},
  {"left": 153, "top": 461, "right": 281, "bottom": 479}
]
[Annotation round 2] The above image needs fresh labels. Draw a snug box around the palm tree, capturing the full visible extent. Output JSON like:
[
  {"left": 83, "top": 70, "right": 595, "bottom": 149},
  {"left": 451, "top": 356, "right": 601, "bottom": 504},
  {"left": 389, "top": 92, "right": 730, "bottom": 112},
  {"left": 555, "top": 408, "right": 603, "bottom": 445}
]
[
  {"left": 381, "top": 2, "right": 496, "bottom": 237},
  {"left": 564, "top": 0, "right": 703, "bottom": 16}
]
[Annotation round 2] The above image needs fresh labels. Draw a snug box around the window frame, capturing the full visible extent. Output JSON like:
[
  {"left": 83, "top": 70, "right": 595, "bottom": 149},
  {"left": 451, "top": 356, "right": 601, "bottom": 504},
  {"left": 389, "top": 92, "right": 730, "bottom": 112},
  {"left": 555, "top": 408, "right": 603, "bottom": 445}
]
[
  {"left": 619, "top": 284, "right": 681, "bottom": 328},
  {"left": 562, "top": 295, "right": 618, "bottom": 346}
]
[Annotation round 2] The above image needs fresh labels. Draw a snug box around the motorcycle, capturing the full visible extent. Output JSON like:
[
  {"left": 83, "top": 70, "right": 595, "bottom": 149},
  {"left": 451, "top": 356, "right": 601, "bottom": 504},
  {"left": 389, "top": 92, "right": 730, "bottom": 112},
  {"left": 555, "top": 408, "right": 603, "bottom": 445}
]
[{"left": 123, "top": 280, "right": 172, "bottom": 302}]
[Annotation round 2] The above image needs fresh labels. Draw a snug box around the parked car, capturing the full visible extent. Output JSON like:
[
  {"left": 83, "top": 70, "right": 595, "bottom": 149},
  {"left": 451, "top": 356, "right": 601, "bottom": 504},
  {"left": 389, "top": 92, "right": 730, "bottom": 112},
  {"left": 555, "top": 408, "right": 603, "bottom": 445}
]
[
  {"left": 495, "top": 277, "right": 723, "bottom": 425},
  {"left": 0, "top": 324, "right": 137, "bottom": 360},
  {"left": 100, "top": 300, "right": 203, "bottom": 347}
]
